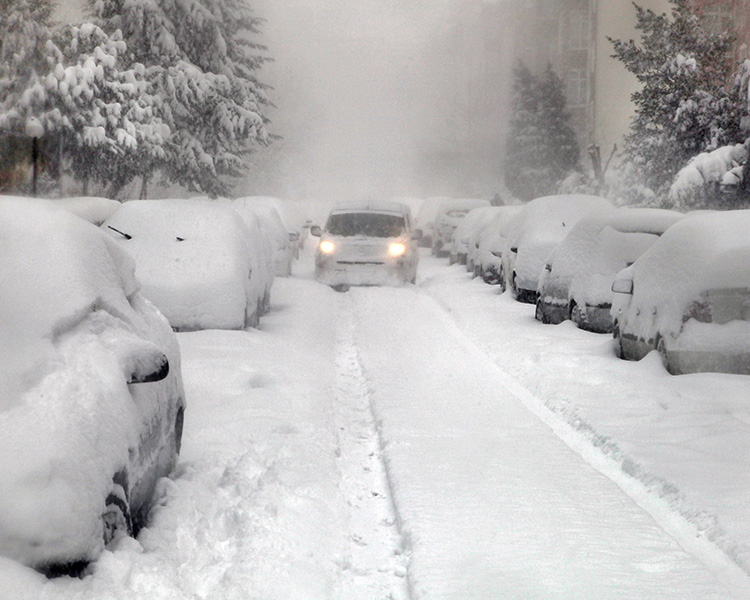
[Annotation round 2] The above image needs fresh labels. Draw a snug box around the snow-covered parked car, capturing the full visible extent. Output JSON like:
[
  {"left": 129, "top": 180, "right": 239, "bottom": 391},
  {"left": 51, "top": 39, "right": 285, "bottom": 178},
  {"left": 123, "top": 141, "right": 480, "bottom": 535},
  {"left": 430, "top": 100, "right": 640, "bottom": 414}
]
[
  {"left": 449, "top": 206, "right": 502, "bottom": 266},
  {"left": 536, "top": 208, "right": 684, "bottom": 332},
  {"left": 233, "top": 197, "right": 296, "bottom": 276},
  {"left": 501, "top": 194, "right": 613, "bottom": 303},
  {"left": 414, "top": 196, "right": 447, "bottom": 248},
  {"left": 472, "top": 205, "right": 523, "bottom": 282},
  {"left": 0, "top": 198, "right": 185, "bottom": 574},
  {"left": 311, "top": 200, "right": 419, "bottom": 290},
  {"left": 611, "top": 210, "right": 750, "bottom": 375},
  {"left": 431, "top": 198, "right": 490, "bottom": 257},
  {"left": 104, "top": 199, "right": 264, "bottom": 330}
]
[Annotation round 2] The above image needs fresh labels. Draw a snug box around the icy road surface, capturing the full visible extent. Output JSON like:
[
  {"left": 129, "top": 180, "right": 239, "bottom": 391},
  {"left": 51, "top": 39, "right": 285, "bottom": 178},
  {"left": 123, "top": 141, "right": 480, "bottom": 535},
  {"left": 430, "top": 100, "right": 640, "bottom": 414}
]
[{"left": 3, "top": 247, "right": 750, "bottom": 599}]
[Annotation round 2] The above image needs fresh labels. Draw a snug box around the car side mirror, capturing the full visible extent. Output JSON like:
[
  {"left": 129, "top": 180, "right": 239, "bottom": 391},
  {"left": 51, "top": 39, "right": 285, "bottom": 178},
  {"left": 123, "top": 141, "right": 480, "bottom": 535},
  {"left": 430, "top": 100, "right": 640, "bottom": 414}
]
[
  {"left": 611, "top": 279, "right": 634, "bottom": 295},
  {"left": 310, "top": 225, "right": 322, "bottom": 237},
  {"left": 545, "top": 263, "right": 552, "bottom": 272},
  {"left": 289, "top": 231, "right": 300, "bottom": 242},
  {"left": 115, "top": 339, "right": 171, "bottom": 384},
  {"left": 510, "top": 247, "right": 518, "bottom": 254}
]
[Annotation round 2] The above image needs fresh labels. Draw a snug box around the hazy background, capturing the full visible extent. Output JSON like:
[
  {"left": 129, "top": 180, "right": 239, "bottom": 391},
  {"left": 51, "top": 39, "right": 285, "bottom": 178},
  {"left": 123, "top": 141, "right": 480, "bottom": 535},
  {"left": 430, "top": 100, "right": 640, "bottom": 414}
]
[{"left": 243, "top": 0, "right": 513, "bottom": 202}]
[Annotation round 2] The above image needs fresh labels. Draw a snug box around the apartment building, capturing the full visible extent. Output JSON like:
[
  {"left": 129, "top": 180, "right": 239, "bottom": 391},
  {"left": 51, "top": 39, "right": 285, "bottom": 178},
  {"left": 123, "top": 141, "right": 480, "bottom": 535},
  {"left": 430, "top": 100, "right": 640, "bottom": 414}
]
[{"left": 510, "top": 0, "right": 750, "bottom": 158}]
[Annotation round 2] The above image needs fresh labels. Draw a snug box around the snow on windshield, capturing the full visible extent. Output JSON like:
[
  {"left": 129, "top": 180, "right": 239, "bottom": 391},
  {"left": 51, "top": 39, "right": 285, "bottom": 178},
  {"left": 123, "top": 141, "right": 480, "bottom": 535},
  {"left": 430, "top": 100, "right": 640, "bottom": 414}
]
[{"left": 326, "top": 212, "right": 405, "bottom": 237}]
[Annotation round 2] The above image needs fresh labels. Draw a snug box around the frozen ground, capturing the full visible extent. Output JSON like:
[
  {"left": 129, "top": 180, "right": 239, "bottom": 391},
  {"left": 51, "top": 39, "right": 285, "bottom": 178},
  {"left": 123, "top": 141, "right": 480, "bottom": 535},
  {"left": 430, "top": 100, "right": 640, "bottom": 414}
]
[{"left": 2, "top": 244, "right": 750, "bottom": 598}]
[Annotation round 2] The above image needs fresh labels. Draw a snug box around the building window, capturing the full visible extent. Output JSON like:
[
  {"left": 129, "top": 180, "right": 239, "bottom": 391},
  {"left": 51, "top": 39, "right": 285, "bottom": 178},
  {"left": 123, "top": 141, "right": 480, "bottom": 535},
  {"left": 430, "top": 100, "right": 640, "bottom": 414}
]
[
  {"left": 567, "top": 68, "right": 588, "bottom": 106},
  {"left": 569, "top": 10, "right": 589, "bottom": 51}
]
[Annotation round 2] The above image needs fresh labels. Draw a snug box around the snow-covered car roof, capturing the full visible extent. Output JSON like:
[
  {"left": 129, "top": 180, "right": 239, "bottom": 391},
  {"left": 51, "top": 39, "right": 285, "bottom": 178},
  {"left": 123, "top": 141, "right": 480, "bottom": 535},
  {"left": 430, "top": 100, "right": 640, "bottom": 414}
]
[
  {"left": 0, "top": 197, "right": 138, "bottom": 359},
  {"left": 435, "top": 197, "right": 490, "bottom": 217},
  {"left": 632, "top": 210, "right": 750, "bottom": 317},
  {"left": 327, "top": 199, "right": 412, "bottom": 217},
  {"left": 508, "top": 194, "right": 614, "bottom": 288},
  {"left": 548, "top": 207, "right": 685, "bottom": 282},
  {"left": 104, "top": 199, "right": 256, "bottom": 331}
]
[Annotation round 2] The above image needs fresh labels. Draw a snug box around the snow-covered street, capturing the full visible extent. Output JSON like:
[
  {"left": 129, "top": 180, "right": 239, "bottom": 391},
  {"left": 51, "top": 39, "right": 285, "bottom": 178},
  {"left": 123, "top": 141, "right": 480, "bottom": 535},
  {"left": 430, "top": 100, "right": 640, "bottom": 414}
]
[{"left": 3, "top": 244, "right": 750, "bottom": 599}]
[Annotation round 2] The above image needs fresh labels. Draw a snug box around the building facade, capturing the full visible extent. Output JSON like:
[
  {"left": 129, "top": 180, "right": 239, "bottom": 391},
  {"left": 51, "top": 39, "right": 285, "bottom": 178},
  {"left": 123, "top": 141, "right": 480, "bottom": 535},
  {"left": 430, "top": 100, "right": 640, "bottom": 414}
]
[{"left": 509, "top": 0, "right": 750, "bottom": 163}]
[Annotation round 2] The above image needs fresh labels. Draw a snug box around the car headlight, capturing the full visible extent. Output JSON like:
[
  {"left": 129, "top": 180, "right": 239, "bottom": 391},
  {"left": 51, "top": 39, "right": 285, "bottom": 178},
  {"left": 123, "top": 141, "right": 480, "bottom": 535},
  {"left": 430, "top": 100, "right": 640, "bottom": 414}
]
[
  {"left": 388, "top": 242, "right": 406, "bottom": 257},
  {"left": 319, "top": 240, "right": 335, "bottom": 254}
]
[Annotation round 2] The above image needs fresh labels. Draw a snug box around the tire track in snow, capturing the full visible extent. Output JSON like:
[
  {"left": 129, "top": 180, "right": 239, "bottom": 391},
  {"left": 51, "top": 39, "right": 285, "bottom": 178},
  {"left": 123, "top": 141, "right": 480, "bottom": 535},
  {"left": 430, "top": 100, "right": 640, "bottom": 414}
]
[{"left": 331, "top": 294, "right": 410, "bottom": 600}]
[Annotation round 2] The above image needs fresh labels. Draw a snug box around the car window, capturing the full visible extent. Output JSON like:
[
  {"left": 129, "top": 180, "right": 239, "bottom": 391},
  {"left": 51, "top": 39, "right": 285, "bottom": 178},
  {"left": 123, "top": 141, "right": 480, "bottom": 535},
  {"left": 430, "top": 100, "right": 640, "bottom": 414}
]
[{"left": 326, "top": 213, "right": 406, "bottom": 237}]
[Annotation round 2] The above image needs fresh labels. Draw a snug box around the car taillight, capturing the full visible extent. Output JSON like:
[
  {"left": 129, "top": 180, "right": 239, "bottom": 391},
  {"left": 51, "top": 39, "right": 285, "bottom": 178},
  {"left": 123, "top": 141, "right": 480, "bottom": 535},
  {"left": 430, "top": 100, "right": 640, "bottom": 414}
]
[{"left": 683, "top": 299, "right": 712, "bottom": 324}]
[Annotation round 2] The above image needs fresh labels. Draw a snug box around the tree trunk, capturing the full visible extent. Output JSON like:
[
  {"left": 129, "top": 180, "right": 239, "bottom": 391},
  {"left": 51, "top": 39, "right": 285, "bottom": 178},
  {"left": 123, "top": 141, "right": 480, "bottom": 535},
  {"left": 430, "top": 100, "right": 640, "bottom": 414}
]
[{"left": 140, "top": 175, "right": 149, "bottom": 200}]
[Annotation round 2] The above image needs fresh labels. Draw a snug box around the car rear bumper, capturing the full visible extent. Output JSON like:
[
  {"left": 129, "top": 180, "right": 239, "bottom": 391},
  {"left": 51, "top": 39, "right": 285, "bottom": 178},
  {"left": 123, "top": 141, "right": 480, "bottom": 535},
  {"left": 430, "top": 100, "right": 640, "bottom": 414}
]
[{"left": 666, "top": 349, "right": 750, "bottom": 375}]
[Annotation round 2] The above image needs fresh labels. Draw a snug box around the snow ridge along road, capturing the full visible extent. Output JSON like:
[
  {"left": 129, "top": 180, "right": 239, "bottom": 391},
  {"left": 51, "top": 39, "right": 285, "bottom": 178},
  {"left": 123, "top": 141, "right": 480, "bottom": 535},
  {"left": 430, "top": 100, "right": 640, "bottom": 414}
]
[{"left": 331, "top": 294, "right": 410, "bottom": 600}]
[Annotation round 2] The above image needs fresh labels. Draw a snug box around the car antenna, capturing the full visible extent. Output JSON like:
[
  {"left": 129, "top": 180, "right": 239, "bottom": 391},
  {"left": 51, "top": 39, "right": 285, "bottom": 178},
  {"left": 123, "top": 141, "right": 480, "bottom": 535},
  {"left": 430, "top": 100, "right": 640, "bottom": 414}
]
[{"left": 108, "top": 225, "right": 132, "bottom": 239}]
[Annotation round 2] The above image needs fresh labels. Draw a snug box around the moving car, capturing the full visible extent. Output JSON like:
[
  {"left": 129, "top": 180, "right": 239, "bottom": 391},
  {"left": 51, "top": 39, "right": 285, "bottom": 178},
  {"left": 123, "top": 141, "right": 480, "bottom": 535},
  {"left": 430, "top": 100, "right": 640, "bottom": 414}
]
[
  {"left": 104, "top": 199, "right": 264, "bottom": 330},
  {"left": 611, "top": 210, "right": 750, "bottom": 374},
  {"left": 536, "top": 208, "right": 684, "bottom": 332},
  {"left": 0, "top": 198, "right": 185, "bottom": 574},
  {"left": 501, "top": 194, "right": 613, "bottom": 303},
  {"left": 311, "top": 200, "right": 419, "bottom": 290}
]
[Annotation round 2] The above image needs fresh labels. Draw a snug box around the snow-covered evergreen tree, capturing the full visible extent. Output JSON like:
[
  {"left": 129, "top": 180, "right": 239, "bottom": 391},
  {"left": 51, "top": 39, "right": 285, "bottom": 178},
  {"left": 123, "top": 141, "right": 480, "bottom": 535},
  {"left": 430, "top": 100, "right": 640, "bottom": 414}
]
[
  {"left": 0, "top": 0, "right": 56, "bottom": 191},
  {"left": 90, "top": 0, "right": 271, "bottom": 198},
  {"left": 504, "top": 61, "right": 580, "bottom": 201},
  {"left": 610, "top": 0, "right": 740, "bottom": 204}
]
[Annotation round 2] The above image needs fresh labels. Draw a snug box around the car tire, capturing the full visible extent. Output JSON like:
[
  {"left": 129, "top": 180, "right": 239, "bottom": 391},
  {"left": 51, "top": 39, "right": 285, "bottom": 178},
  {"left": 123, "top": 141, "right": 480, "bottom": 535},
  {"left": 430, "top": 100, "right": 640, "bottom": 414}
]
[
  {"left": 535, "top": 301, "right": 549, "bottom": 324},
  {"left": 103, "top": 473, "right": 132, "bottom": 545},
  {"left": 656, "top": 336, "right": 671, "bottom": 373},
  {"left": 570, "top": 302, "right": 582, "bottom": 327}
]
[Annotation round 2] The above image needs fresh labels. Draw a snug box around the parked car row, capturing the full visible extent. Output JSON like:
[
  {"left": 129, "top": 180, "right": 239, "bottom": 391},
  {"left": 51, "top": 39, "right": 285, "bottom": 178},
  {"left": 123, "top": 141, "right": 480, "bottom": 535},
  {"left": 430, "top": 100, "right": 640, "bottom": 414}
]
[
  {"left": 435, "top": 194, "right": 750, "bottom": 376},
  {"left": 104, "top": 197, "right": 302, "bottom": 331},
  {"left": 0, "top": 193, "right": 305, "bottom": 575}
]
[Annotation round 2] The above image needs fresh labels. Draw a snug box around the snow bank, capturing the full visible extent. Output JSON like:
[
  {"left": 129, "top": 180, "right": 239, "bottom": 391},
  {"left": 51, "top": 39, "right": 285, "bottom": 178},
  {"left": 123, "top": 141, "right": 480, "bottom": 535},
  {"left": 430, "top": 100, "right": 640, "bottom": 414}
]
[{"left": 103, "top": 199, "right": 257, "bottom": 331}]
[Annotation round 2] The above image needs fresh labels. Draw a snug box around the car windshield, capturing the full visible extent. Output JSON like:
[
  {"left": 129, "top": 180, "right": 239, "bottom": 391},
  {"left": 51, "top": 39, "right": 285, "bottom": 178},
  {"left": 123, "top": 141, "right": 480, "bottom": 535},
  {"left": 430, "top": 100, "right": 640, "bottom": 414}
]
[{"left": 326, "top": 212, "right": 405, "bottom": 237}]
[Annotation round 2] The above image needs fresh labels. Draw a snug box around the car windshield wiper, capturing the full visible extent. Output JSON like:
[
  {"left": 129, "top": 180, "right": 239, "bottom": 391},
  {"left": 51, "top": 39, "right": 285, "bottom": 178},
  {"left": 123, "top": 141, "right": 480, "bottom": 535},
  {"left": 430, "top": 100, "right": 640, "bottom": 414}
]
[{"left": 108, "top": 225, "right": 132, "bottom": 240}]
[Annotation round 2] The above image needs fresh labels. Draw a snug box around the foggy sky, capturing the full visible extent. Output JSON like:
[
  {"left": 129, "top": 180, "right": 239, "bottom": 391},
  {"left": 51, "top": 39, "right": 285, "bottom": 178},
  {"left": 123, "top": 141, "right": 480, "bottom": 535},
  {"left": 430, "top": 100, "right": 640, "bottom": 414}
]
[{"left": 245, "top": 0, "right": 511, "bottom": 202}]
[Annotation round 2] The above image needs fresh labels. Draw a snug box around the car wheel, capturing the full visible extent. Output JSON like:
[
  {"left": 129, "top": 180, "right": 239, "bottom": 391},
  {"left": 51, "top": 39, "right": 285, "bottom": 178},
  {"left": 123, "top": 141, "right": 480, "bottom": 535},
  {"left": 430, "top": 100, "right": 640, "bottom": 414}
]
[
  {"left": 535, "top": 301, "right": 549, "bottom": 324},
  {"left": 656, "top": 336, "right": 671, "bottom": 373},
  {"left": 103, "top": 472, "right": 132, "bottom": 545},
  {"left": 570, "top": 302, "right": 582, "bottom": 327}
]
